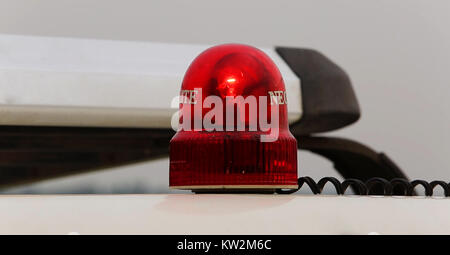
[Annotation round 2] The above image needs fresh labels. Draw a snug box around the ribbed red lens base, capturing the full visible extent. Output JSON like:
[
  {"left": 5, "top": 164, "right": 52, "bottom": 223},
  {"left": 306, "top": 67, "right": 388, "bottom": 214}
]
[{"left": 169, "top": 131, "right": 298, "bottom": 189}]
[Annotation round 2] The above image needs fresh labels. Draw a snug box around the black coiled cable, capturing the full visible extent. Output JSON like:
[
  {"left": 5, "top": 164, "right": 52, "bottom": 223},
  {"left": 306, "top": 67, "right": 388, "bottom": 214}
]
[{"left": 275, "top": 177, "right": 450, "bottom": 197}]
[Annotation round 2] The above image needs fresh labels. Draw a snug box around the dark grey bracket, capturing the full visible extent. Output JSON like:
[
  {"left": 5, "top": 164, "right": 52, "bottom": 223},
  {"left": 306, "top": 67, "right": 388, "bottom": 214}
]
[{"left": 276, "top": 47, "right": 360, "bottom": 135}]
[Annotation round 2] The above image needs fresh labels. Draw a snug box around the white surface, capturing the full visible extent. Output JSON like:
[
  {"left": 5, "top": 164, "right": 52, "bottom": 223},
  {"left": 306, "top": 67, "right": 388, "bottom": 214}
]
[
  {"left": 0, "top": 34, "right": 302, "bottom": 128},
  {"left": 0, "top": 194, "right": 449, "bottom": 234}
]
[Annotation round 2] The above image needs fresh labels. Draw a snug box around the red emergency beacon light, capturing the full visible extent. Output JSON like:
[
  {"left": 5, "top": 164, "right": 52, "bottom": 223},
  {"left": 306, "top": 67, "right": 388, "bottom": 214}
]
[{"left": 170, "top": 44, "right": 298, "bottom": 192}]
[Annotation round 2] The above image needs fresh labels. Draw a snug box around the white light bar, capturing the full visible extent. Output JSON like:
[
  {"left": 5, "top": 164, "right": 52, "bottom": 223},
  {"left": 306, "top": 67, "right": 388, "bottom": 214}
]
[{"left": 0, "top": 34, "right": 302, "bottom": 128}]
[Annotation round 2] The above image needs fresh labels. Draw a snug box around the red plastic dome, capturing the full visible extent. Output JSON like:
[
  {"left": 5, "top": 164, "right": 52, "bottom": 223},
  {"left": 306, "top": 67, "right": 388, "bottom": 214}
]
[{"left": 169, "top": 44, "right": 297, "bottom": 191}]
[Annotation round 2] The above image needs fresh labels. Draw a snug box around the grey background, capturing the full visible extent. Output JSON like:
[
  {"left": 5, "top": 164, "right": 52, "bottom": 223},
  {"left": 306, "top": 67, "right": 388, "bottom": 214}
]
[{"left": 1, "top": 0, "right": 449, "bottom": 194}]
